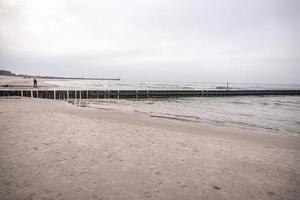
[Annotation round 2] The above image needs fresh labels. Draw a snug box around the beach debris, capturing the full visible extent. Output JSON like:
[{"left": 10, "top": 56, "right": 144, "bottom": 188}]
[{"left": 267, "top": 191, "right": 275, "bottom": 196}]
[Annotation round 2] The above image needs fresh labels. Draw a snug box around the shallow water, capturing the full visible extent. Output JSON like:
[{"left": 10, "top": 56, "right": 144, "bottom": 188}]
[
  {"left": 45, "top": 79, "right": 300, "bottom": 90},
  {"left": 89, "top": 96, "right": 300, "bottom": 136},
  {"left": 45, "top": 79, "right": 300, "bottom": 135}
]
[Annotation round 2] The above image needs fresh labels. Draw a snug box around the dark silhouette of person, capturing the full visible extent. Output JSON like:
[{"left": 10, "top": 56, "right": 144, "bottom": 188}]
[{"left": 33, "top": 78, "right": 38, "bottom": 88}]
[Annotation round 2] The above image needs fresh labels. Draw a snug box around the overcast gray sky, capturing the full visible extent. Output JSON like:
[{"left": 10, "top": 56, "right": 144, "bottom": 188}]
[{"left": 0, "top": 0, "right": 299, "bottom": 83}]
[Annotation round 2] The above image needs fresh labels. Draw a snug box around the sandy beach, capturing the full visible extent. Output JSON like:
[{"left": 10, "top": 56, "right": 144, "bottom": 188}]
[
  {"left": 0, "top": 98, "right": 299, "bottom": 200},
  {"left": 0, "top": 76, "right": 55, "bottom": 89},
  {"left": 1, "top": 0, "right": 300, "bottom": 199}
]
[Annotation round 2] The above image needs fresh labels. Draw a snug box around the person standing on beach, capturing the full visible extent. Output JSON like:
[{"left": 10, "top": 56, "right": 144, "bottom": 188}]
[{"left": 33, "top": 78, "right": 38, "bottom": 88}]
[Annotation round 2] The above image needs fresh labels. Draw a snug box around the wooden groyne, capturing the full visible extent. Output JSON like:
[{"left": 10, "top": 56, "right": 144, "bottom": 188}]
[{"left": 0, "top": 89, "right": 300, "bottom": 100}]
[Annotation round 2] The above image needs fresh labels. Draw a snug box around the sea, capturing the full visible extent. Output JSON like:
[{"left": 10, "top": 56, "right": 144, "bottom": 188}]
[{"left": 45, "top": 80, "right": 300, "bottom": 136}]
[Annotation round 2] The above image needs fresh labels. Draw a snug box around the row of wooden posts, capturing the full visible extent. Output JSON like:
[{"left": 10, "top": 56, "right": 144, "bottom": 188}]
[{"left": 0, "top": 89, "right": 300, "bottom": 100}]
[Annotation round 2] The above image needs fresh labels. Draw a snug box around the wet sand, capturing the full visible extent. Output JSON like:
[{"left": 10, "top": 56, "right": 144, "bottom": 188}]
[{"left": 0, "top": 98, "right": 300, "bottom": 200}]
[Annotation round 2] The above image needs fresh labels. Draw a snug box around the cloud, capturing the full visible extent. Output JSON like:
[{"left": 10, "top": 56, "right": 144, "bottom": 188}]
[{"left": 0, "top": 0, "right": 299, "bottom": 83}]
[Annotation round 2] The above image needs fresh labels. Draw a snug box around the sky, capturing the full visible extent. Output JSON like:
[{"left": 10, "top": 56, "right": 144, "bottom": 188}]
[{"left": 0, "top": 0, "right": 300, "bottom": 83}]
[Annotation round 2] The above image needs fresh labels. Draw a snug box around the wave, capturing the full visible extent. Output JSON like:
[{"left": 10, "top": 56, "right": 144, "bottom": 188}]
[
  {"left": 150, "top": 113, "right": 285, "bottom": 134},
  {"left": 150, "top": 115, "right": 198, "bottom": 123},
  {"left": 238, "top": 113, "right": 254, "bottom": 117},
  {"left": 83, "top": 91, "right": 300, "bottom": 136},
  {"left": 231, "top": 101, "right": 251, "bottom": 105}
]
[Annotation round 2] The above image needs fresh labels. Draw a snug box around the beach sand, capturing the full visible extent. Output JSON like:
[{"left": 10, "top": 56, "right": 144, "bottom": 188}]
[
  {"left": 0, "top": 75, "right": 55, "bottom": 89},
  {"left": 0, "top": 98, "right": 299, "bottom": 200}
]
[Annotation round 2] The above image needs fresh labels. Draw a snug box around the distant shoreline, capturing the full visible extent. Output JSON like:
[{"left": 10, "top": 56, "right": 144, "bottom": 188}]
[
  {"left": 0, "top": 70, "right": 121, "bottom": 81},
  {"left": 20, "top": 75, "right": 121, "bottom": 81}
]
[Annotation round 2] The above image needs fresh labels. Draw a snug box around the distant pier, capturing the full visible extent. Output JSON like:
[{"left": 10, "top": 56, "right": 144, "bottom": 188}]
[{"left": 0, "top": 89, "right": 300, "bottom": 100}]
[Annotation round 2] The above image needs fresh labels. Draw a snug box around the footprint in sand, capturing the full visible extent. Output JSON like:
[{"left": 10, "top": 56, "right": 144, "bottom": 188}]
[
  {"left": 43, "top": 189, "right": 51, "bottom": 194},
  {"left": 178, "top": 182, "right": 187, "bottom": 188},
  {"left": 3, "top": 180, "right": 12, "bottom": 186},
  {"left": 144, "top": 191, "right": 151, "bottom": 198},
  {"left": 267, "top": 191, "right": 275, "bottom": 196},
  {"left": 28, "top": 192, "right": 36, "bottom": 199},
  {"left": 213, "top": 185, "right": 221, "bottom": 190},
  {"left": 55, "top": 193, "right": 63, "bottom": 199}
]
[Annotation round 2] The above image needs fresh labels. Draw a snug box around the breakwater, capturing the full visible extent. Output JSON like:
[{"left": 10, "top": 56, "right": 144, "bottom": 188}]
[{"left": 0, "top": 89, "right": 300, "bottom": 99}]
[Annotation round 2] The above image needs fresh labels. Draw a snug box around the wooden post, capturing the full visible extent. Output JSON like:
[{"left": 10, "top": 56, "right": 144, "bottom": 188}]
[
  {"left": 21, "top": 90, "right": 23, "bottom": 98},
  {"left": 67, "top": 90, "right": 69, "bottom": 101},
  {"left": 54, "top": 90, "right": 56, "bottom": 100},
  {"left": 79, "top": 90, "right": 81, "bottom": 100}
]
